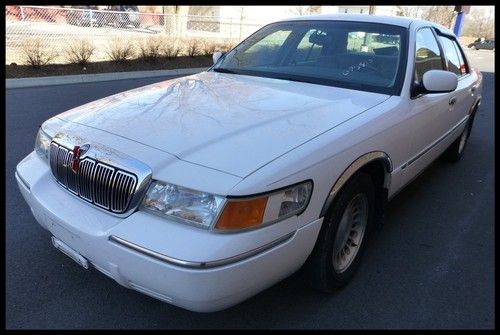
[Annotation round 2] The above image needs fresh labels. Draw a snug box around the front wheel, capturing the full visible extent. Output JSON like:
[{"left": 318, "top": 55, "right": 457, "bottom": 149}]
[
  {"left": 443, "top": 119, "right": 472, "bottom": 162},
  {"left": 305, "top": 172, "right": 375, "bottom": 292}
]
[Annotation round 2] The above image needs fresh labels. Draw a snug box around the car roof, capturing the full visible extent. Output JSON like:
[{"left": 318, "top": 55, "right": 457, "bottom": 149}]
[{"left": 276, "top": 14, "right": 455, "bottom": 35}]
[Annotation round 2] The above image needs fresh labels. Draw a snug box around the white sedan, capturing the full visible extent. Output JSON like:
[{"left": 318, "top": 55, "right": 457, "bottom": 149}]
[{"left": 16, "top": 14, "right": 482, "bottom": 312}]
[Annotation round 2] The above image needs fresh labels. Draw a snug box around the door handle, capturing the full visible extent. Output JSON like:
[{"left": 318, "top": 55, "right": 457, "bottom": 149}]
[{"left": 449, "top": 97, "right": 457, "bottom": 106}]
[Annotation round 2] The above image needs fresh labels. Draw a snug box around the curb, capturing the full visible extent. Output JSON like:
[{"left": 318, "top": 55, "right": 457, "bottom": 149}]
[{"left": 6, "top": 67, "right": 208, "bottom": 89}]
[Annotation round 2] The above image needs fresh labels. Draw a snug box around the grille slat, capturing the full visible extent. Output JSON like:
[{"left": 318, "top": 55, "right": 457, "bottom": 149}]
[
  {"left": 111, "top": 171, "right": 135, "bottom": 212},
  {"left": 66, "top": 151, "right": 78, "bottom": 194},
  {"left": 113, "top": 173, "right": 124, "bottom": 211},
  {"left": 50, "top": 143, "right": 58, "bottom": 174},
  {"left": 56, "top": 147, "right": 69, "bottom": 186},
  {"left": 49, "top": 142, "right": 137, "bottom": 214},
  {"left": 93, "top": 163, "right": 114, "bottom": 209}
]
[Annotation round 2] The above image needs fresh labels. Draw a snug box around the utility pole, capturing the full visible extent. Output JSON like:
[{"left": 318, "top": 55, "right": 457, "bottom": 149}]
[
  {"left": 239, "top": 7, "right": 245, "bottom": 41},
  {"left": 453, "top": 5, "right": 470, "bottom": 37}
]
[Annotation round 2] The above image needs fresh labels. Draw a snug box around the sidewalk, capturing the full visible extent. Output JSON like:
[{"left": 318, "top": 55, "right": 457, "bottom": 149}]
[{"left": 6, "top": 67, "right": 208, "bottom": 89}]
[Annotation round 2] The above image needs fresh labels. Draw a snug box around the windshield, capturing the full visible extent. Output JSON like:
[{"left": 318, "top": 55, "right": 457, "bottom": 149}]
[{"left": 212, "top": 20, "right": 408, "bottom": 95}]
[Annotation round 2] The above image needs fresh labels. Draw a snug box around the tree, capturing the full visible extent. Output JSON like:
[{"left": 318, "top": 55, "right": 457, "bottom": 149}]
[
  {"left": 290, "top": 6, "right": 321, "bottom": 16},
  {"left": 420, "top": 6, "right": 456, "bottom": 28},
  {"left": 461, "top": 7, "right": 495, "bottom": 39},
  {"left": 397, "top": 6, "right": 494, "bottom": 39},
  {"left": 396, "top": 6, "right": 422, "bottom": 18},
  {"left": 397, "top": 6, "right": 456, "bottom": 28}
]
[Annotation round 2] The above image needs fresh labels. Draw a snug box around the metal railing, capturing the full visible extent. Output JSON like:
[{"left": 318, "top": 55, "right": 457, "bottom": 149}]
[{"left": 6, "top": 5, "right": 270, "bottom": 65}]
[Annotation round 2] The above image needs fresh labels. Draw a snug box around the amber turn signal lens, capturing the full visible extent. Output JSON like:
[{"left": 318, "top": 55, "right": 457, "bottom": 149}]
[{"left": 215, "top": 197, "right": 268, "bottom": 230}]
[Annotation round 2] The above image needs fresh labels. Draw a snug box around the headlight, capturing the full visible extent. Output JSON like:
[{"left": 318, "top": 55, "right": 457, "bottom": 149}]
[
  {"left": 215, "top": 180, "right": 313, "bottom": 231},
  {"left": 141, "top": 180, "right": 313, "bottom": 231},
  {"left": 35, "top": 128, "right": 52, "bottom": 160},
  {"left": 141, "top": 181, "right": 226, "bottom": 229}
]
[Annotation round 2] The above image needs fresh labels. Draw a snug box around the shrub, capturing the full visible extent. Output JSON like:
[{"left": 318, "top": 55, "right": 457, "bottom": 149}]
[
  {"left": 137, "top": 37, "right": 163, "bottom": 61},
  {"left": 162, "top": 38, "right": 182, "bottom": 59},
  {"left": 64, "top": 39, "right": 95, "bottom": 66},
  {"left": 106, "top": 38, "right": 135, "bottom": 62},
  {"left": 185, "top": 38, "right": 202, "bottom": 57},
  {"left": 201, "top": 39, "right": 217, "bottom": 56},
  {"left": 21, "top": 38, "right": 58, "bottom": 68},
  {"left": 217, "top": 40, "right": 237, "bottom": 52}
]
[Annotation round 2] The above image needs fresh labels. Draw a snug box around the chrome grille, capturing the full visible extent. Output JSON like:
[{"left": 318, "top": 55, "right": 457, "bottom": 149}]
[{"left": 49, "top": 142, "right": 138, "bottom": 214}]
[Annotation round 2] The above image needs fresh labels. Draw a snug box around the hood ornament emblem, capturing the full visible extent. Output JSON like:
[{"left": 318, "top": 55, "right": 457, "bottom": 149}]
[{"left": 71, "top": 144, "right": 90, "bottom": 173}]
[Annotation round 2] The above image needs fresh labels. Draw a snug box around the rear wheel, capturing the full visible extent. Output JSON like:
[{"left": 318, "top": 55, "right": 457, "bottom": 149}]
[{"left": 305, "top": 172, "right": 375, "bottom": 292}]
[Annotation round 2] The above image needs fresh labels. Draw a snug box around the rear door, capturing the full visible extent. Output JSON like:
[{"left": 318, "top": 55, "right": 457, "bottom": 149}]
[{"left": 436, "top": 33, "right": 476, "bottom": 131}]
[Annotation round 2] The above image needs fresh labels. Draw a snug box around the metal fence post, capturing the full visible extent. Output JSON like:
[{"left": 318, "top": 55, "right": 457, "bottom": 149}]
[
  {"left": 239, "top": 17, "right": 243, "bottom": 41},
  {"left": 20, "top": 6, "right": 25, "bottom": 21},
  {"left": 229, "top": 17, "right": 233, "bottom": 40}
]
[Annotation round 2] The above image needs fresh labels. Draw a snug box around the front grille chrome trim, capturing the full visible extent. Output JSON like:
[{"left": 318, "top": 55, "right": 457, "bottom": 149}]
[{"left": 49, "top": 141, "right": 146, "bottom": 215}]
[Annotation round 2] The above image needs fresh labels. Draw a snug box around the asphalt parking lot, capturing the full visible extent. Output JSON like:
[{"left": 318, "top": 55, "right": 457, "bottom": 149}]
[{"left": 6, "top": 51, "right": 494, "bottom": 329}]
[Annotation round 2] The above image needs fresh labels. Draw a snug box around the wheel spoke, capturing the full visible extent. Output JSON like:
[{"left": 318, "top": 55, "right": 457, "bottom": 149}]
[
  {"left": 331, "top": 193, "right": 368, "bottom": 273},
  {"left": 344, "top": 246, "right": 351, "bottom": 255}
]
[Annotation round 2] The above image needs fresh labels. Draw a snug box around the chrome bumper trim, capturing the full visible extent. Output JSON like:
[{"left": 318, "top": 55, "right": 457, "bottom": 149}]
[
  {"left": 109, "top": 231, "right": 295, "bottom": 269},
  {"left": 15, "top": 171, "right": 31, "bottom": 190}
]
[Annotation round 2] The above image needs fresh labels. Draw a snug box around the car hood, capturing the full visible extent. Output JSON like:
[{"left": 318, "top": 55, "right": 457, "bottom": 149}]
[{"left": 57, "top": 71, "right": 390, "bottom": 177}]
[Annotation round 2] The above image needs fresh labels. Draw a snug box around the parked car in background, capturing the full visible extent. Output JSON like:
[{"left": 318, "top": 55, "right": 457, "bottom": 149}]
[
  {"left": 16, "top": 14, "right": 482, "bottom": 313},
  {"left": 65, "top": 6, "right": 102, "bottom": 27},
  {"left": 103, "top": 5, "right": 140, "bottom": 28},
  {"left": 468, "top": 39, "right": 495, "bottom": 50}
]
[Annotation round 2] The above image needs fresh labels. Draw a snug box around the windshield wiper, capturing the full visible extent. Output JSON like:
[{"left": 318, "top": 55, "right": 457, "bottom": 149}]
[{"left": 212, "top": 68, "right": 239, "bottom": 74}]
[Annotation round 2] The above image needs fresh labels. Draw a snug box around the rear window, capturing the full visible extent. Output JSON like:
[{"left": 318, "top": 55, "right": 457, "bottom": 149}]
[{"left": 439, "top": 36, "right": 462, "bottom": 76}]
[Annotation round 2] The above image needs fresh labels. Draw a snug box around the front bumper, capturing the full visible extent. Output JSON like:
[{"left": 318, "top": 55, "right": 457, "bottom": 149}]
[{"left": 15, "top": 151, "right": 323, "bottom": 312}]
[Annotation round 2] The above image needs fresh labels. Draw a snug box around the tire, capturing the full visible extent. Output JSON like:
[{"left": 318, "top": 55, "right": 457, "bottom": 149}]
[
  {"left": 443, "top": 118, "right": 473, "bottom": 162},
  {"left": 305, "top": 172, "right": 376, "bottom": 292}
]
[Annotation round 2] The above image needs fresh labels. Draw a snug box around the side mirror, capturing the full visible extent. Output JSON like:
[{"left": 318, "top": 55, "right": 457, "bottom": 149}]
[
  {"left": 213, "top": 51, "right": 225, "bottom": 65},
  {"left": 421, "top": 70, "right": 458, "bottom": 93}
]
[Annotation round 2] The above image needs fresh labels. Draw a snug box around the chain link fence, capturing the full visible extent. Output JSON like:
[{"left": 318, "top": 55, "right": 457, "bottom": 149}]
[{"left": 6, "top": 5, "right": 270, "bottom": 65}]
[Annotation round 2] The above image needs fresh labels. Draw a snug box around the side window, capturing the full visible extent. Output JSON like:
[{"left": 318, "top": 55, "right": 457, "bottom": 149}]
[
  {"left": 452, "top": 39, "right": 469, "bottom": 75},
  {"left": 439, "top": 36, "right": 461, "bottom": 76},
  {"left": 414, "top": 28, "right": 443, "bottom": 82}
]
